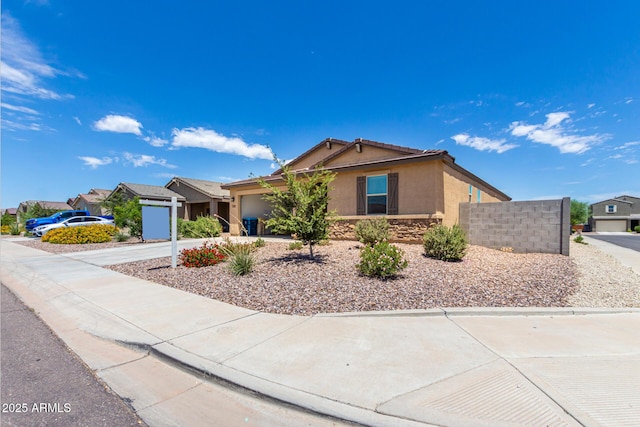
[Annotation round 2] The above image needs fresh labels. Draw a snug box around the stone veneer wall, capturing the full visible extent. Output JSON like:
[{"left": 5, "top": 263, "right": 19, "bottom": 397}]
[
  {"left": 329, "top": 217, "right": 442, "bottom": 243},
  {"left": 459, "top": 198, "right": 570, "bottom": 255}
]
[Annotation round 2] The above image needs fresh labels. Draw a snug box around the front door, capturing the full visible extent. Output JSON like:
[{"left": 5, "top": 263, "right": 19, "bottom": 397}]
[{"left": 217, "top": 202, "right": 230, "bottom": 232}]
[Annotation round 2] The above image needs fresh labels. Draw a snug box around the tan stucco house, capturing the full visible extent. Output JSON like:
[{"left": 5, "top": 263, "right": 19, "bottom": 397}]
[
  {"left": 590, "top": 195, "right": 640, "bottom": 232},
  {"left": 222, "top": 138, "right": 511, "bottom": 240},
  {"left": 165, "top": 177, "right": 231, "bottom": 230},
  {"left": 70, "top": 188, "right": 112, "bottom": 216}
]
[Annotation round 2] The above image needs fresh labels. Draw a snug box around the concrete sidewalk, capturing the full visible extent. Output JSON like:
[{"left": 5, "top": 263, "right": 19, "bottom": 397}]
[{"left": 1, "top": 240, "right": 639, "bottom": 426}]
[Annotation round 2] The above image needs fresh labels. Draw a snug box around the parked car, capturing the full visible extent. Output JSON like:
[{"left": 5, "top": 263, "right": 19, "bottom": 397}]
[
  {"left": 25, "top": 210, "right": 90, "bottom": 231},
  {"left": 33, "top": 216, "right": 115, "bottom": 237}
]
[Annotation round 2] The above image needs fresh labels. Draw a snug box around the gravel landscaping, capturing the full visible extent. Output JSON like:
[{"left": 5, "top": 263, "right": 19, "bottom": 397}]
[{"left": 13, "top": 236, "right": 639, "bottom": 315}]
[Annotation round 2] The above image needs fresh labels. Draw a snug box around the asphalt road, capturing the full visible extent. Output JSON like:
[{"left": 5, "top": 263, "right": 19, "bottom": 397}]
[
  {"left": 0, "top": 284, "right": 146, "bottom": 427},
  {"left": 586, "top": 233, "right": 640, "bottom": 252}
]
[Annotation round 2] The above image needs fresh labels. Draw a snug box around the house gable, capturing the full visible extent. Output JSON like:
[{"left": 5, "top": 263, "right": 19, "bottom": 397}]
[
  {"left": 166, "top": 177, "right": 230, "bottom": 202},
  {"left": 272, "top": 138, "right": 349, "bottom": 174}
]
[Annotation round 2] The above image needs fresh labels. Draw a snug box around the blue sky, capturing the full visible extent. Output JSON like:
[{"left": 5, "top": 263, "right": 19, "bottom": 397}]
[{"left": 2, "top": 1, "right": 639, "bottom": 209}]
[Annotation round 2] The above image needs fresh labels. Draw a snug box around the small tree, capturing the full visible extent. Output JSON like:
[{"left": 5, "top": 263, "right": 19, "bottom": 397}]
[
  {"left": 22, "top": 203, "right": 59, "bottom": 222},
  {"left": 259, "top": 162, "right": 337, "bottom": 258},
  {"left": 570, "top": 199, "right": 589, "bottom": 226},
  {"left": 104, "top": 195, "right": 143, "bottom": 240}
]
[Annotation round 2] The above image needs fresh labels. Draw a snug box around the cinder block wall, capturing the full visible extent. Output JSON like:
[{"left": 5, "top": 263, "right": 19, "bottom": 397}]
[{"left": 459, "top": 198, "right": 570, "bottom": 255}]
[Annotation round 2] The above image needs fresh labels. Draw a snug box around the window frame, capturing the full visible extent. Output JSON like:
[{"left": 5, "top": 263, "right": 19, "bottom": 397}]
[
  {"left": 366, "top": 174, "right": 388, "bottom": 215},
  {"left": 606, "top": 204, "right": 617, "bottom": 214}
]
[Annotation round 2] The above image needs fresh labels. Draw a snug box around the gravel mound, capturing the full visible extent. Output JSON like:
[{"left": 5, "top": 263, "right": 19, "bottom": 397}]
[
  {"left": 17, "top": 237, "right": 638, "bottom": 315},
  {"left": 104, "top": 241, "right": 579, "bottom": 315}
]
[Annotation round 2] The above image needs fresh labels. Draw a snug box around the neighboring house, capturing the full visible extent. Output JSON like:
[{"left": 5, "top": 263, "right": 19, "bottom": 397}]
[
  {"left": 590, "top": 195, "right": 640, "bottom": 232},
  {"left": 108, "top": 182, "right": 187, "bottom": 217},
  {"left": 1, "top": 208, "right": 18, "bottom": 220},
  {"left": 222, "top": 137, "right": 511, "bottom": 240},
  {"left": 17, "top": 200, "right": 72, "bottom": 223},
  {"left": 70, "top": 188, "right": 112, "bottom": 216},
  {"left": 165, "top": 177, "right": 231, "bottom": 229}
]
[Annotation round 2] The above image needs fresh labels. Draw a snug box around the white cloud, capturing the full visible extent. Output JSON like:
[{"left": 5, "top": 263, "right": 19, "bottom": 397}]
[
  {"left": 78, "top": 156, "right": 113, "bottom": 169},
  {"left": 171, "top": 127, "right": 272, "bottom": 160},
  {"left": 509, "top": 112, "right": 609, "bottom": 154},
  {"left": 451, "top": 134, "right": 517, "bottom": 154},
  {"left": 0, "top": 13, "right": 74, "bottom": 100},
  {"left": 73, "top": 116, "right": 82, "bottom": 125},
  {"left": 587, "top": 103, "right": 595, "bottom": 109},
  {"left": 123, "top": 152, "right": 176, "bottom": 168},
  {"left": 625, "top": 97, "right": 633, "bottom": 104},
  {"left": 94, "top": 115, "right": 143, "bottom": 135},
  {"left": 1, "top": 102, "right": 39, "bottom": 115},
  {"left": 615, "top": 141, "right": 640, "bottom": 150},
  {"left": 143, "top": 134, "right": 168, "bottom": 147}
]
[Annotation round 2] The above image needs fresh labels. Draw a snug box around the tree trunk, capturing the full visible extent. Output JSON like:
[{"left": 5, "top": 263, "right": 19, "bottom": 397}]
[{"left": 309, "top": 242, "right": 314, "bottom": 258}]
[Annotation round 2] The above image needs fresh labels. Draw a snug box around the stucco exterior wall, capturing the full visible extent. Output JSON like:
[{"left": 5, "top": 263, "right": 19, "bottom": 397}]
[
  {"left": 324, "top": 144, "right": 406, "bottom": 167},
  {"left": 328, "top": 162, "right": 443, "bottom": 217},
  {"left": 286, "top": 142, "right": 345, "bottom": 170},
  {"left": 442, "top": 164, "right": 505, "bottom": 226},
  {"left": 227, "top": 182, "right": 285, "bottom": 235}
]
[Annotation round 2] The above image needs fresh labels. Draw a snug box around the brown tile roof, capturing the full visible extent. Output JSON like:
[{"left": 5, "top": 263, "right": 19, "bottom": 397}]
[
  {"left": 166, "top": 177, "right": 230, "bottom": 198},
  {"left": 270, "top": 137, "right": 350, "bottom": 175}
]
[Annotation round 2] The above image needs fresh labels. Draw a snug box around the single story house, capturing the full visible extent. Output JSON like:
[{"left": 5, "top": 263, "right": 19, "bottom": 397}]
[
  {"left": 590, "top": 195, "right": 640, "bottom": 232},
  {"left": 70, "top": 188, "right": 112, "bottom": 216},
  {"left": 165, "top": 177, "right": 230, "bottom": 229},
  {"left": 108, "top": 182, "right": 187, "bottom": 217},
  {"left": 221, "top": 138, "right": 511, "bottom": 240},
  {"left": 17, "top": 200, "right": 72, "bottom": 223},
  {"left": 1, "top": 208, "right": 18, "bottom": 220}
]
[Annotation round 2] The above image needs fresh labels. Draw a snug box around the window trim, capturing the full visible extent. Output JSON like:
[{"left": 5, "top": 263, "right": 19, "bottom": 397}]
[
  {"left": 606, "top": 204, "right": 617, "bottom": 214},
  {"left": 366, "top": 174, "right": 388, "bottom": 215}
]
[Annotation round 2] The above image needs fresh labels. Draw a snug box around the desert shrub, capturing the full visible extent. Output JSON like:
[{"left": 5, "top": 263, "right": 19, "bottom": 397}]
[
  {"left": 0, "top": 225, "right": 10, "bottom": 234},
  {"left": 217, "top": 237, "right": 256, "bottom": 257},
  {"left": 253, "top": 237, "right": 266, "bottom": 248},
  {"left": 354, "top": 217, "right": 390, "bottom": 245},
  {"left": 227, "top": 252, "right": 256, "bottom": 276},
  {"left": 179, "top": 242, "right": 226, "bottom": 267},
  {"left": 573, "top": 235, "right": 587, "bottom": 244},
  {"left": 288, "top": 241, "right": 304, "bottom": 250},
  {"left": 357, "top": 240, "right": 408, "bottom": 278},
  {"left": 635, "top": 225, "right": 640, "bottom": 233},
  {"left": 10, "top": 223, "right": 21, "bottom": 235},
  {"left": 423, "top": 224, "right": 468, "bottom": 261},
  {"left": 42, "top": 225, "right": 116, "bottom": 244},
  {"left": 179, "top": 216, "right": 222, "bottom": 238},
  {"left": 115, "top": 231, "right": 129, "bottom": 242}
]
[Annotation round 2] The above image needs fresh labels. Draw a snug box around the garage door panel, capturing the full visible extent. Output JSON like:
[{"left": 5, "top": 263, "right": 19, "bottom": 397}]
[{"left": 596, "top": 220, "right": 626, "bottom": 232}]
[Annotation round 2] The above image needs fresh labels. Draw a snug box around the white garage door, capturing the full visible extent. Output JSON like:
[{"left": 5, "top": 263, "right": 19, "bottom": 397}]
[
  {"left": 240, "top": 194, "right": 272, "bottom": 219},
  {"left": 596, "top": 220, "right": 626, "bottom": 232}
]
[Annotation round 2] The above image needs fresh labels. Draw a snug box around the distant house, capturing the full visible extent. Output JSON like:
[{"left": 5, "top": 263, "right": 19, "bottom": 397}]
[
  {"left": 17, "top": 200, "right": 72, "bottom": 223},
  {"left": 222, "top": 137, "right": 510, "bottom": 240},
  {"left": 108, "top": 182, "right": 187, "bottom": 217},
  {"left": 165, "top": 177, "right": 231, "bottom": 229},
  {"left": 1, "top": 208, "right": 18, "bottom": 221},
  {"left": 590, "top": 195, "right": 640, "bottom": 232},
  {"left": 70, "top": 189, "right": 112, "bottom": 216}
]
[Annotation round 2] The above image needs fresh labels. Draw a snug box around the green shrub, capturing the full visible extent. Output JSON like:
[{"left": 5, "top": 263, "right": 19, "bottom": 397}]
[
  {"left": 228, "top": 252, "right": 256, "bottom": 276},
  {"left": 573, "top": 235, "right": 587, "bottom": 244},
  {"left": 179, "top": 242, "right": 226, "bottom": 267},
  {"left": 288, "top": 241, "right": 304, "bottom": 250},
  {"left": 357, "top": 240, "right": 408, "bottom": 278},
  {"left": 217, "top": 237, "right": 255, "bottom": 256},
  {"left": 42, "top": 225, "right": 116, "bottom": 244},
  {"left": 179, "top": 216, "right": 222, "bottom": 238},
  {"left": 635, "top": 226, "right": 640, "bottom": 233},
  {"left": 10, "top": 223, "right": 21, "bottom": 235},
  {"left": 354, "top": 217, "right": 390, "bottom": 245},
  {"left": 253, "top": 237, "right": 266, "bottom": 248},
  {"left": 115, "top": 231, "right": 129, "bottom": 242},
  {"left": 423, "top": 224, "right": 468, "bottom": 261}
]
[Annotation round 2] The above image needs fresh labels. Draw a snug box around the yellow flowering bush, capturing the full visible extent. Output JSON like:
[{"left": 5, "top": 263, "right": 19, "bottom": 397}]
[
  {"left": 1, "top": 225, "right": 10, "bottom": 234},
  {"left": 42, "top": 224, "right": 117, "bottom": 244}
]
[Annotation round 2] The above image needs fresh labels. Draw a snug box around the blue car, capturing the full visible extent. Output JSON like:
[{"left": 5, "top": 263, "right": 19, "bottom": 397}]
[{"left": 25, "top": 210, "right": 90, "bottom": 231}]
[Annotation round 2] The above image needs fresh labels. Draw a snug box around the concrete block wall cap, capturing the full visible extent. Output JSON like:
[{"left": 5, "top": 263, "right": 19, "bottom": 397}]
[
  {"left": 151, "top": 342, "right": 431, "bottom": 427},
  {"left": 314, "top": 309, "right": 445, "bottom": 318},
  {"left": 442, "top": 307, "right": 640, "bottom": 316}
]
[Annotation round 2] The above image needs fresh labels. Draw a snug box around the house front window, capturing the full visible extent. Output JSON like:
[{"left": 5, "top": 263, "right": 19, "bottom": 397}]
[
  {"left": 606, "top": 204, "right": 617, "bottom": 213},
  {"left": 367, "top": 175, "right": 387, "bottom": 214}
]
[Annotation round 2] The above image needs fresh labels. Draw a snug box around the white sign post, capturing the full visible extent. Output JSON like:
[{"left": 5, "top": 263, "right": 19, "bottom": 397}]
[{"left": 139, "top": 197, "right": 182, "bottom": 268}]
